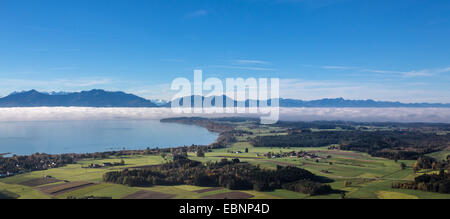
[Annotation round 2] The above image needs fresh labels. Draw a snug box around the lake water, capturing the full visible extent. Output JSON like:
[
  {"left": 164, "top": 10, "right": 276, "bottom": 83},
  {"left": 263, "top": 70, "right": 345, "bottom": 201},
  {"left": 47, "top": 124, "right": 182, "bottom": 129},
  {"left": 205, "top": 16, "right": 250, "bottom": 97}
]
[{"left": 0, "top": 120, "right": 218, "bottom": 155}]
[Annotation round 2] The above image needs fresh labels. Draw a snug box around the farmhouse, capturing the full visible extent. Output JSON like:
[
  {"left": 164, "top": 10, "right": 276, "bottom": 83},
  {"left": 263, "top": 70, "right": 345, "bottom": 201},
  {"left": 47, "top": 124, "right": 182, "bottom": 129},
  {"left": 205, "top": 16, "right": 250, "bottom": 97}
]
[
  {"left": 88, "top": 163, "right": 102, "bottom": 168},
  {"left": 102, "top": 162, "right": 113, "bottom": 167}
]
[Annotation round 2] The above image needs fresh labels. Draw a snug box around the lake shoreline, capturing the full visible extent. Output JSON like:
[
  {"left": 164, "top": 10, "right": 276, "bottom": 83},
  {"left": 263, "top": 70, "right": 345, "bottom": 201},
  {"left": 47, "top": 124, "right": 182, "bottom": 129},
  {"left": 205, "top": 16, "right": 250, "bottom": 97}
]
[{"left": 0, "top": 119, "right": 218, "bottom": 156}]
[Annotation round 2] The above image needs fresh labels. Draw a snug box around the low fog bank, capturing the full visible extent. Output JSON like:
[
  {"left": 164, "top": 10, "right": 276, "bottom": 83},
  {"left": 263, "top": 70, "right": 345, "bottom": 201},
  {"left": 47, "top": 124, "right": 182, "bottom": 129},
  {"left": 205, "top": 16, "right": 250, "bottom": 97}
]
[
  {"left": 0, "top": 107, "right": 449, "bottom": 123},
  {"left": 278, "top": 108, "right": 450, "bottom": 123}
]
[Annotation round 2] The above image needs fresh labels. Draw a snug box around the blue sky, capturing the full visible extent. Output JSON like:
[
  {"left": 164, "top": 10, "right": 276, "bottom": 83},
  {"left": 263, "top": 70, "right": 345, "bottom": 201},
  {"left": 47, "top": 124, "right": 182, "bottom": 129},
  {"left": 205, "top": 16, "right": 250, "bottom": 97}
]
[{"left": 0, "top": 0, "right": 449, "bottom": 102}]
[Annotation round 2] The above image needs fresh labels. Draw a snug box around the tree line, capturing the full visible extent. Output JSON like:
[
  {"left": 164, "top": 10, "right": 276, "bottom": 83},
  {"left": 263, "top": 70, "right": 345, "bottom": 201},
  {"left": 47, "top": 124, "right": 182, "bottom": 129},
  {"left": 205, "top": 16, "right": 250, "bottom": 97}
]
[
  {"left": 392, "top": 155, "right": 450, "bottom": 194},
  {"left": 250, "top": 130, "right": 450, "bottom": 160},
  {"left": 412, "top": 156, "right": 450, "bottom": 172},
  {"left": 392, "top": 170, "right": 449, "bottom": 194},
  {"left": 103, "top": 156, "right": 333, "bottom": 195},
  {"left": 0, "top": 153, "right": 75, "bottom": 176}
]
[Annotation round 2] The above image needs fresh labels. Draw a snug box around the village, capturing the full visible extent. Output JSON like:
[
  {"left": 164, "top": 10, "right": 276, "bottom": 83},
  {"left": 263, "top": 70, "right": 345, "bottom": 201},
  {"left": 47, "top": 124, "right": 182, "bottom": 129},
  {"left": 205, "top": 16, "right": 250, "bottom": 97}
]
[
  {"left": 227, "top": 148, "right": 331, "bottom": 160},
  {"left": 259, "top": 151, "right": 331, "bottom": 160},
  {"left": 85, "top": 159, "right": 126, "bottom": 169}
]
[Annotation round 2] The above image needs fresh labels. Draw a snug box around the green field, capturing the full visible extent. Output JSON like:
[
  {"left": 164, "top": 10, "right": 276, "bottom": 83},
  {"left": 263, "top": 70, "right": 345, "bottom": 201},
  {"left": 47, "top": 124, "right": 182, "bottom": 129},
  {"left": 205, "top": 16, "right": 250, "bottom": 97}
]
[
  {"left": 2, "top": 144, "right": 449, "bottom": 199},
  {"left": 426, "top": 150, "right": 450, "bottom": 161},
  {"left": 1, "top": 123, "right": 449, "bottom": 199}
]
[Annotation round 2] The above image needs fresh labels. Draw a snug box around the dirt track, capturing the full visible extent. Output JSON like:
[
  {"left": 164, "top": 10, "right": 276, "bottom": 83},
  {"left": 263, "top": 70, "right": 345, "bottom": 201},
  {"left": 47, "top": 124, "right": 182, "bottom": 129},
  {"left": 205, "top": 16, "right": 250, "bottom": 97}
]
[
  {"left": 202, "top": 192, "right": 254, "bottom": 199},
  {"left": 19, "top": 178, "right": 61, "bottom": 187},
  {"left": 38, "top": 182, "right": 96, "bottom": 195},
  {"left": 121, "top": 190, "right": 175, "bottom": 199},
  {"left": 193, "top": 187, "right": 223, "bottom": 194},
  {"left": 312, "top": 150, "right": 366, "bottom": 158}
]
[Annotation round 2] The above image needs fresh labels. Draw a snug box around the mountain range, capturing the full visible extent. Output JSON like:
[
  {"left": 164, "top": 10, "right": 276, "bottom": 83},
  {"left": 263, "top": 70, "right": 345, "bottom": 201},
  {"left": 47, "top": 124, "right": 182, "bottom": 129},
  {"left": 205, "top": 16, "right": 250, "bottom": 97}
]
[
  {"left": 0, "top": 89, "right": 449, "bottom": 108},
  {"left": 0, "top": 89, "right": 157, "bottom": 107}
]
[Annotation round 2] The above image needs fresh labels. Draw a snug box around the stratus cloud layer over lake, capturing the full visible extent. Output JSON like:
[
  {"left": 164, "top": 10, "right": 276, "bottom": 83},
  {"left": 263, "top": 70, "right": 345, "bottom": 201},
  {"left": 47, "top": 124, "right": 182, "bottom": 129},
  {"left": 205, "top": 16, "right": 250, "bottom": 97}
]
[{"left": 0, "top": 107, "right": 449, "bottom": 123}]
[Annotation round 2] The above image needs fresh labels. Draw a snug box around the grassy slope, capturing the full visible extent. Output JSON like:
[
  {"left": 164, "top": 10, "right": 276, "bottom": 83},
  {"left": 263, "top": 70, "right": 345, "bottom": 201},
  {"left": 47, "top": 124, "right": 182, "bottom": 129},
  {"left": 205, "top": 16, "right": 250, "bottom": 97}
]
[{"left": 426, "top": 150, "right": 450, "bottom": 161}]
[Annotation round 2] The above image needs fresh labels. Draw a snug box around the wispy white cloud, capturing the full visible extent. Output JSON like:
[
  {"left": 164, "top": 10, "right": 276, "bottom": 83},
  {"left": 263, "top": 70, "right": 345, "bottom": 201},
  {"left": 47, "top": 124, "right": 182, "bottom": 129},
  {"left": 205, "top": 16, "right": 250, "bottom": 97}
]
[
  {"left": 361, "top": 68, "right": 441, "bottom": 78},
  {"left": 403, "top": 67, "right": 450, "bottom": 77},
  {"left": 321, "top": 65, "right": 355, "bottom": 70},
  {"left": 234, "top": 59, "right": 271, "bottom": 65},
  {"left": 320, "top": 64, "right": 450, "bottom": 78},
  {"left": 185, "top": 9, "right": 208, "bottom": 18},
  {"left": 213, "top": 65, "right": 274, "bottom": 71},
  {"left": 0, "top": 78, "right": 108, "bottom": 87}
]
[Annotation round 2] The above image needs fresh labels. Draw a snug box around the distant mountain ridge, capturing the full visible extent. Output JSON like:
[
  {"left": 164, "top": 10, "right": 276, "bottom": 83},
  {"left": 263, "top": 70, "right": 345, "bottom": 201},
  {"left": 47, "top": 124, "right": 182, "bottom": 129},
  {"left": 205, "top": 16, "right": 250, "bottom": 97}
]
[
  {"left": 0, "top": 89, "right": 449, "bottom": 108},
  {"left": 278, "top": 97, "right": 450, "bottom": 107},
  {"left": 166, "top": 95, "right": 450, "bottom": 108},
  {"left": 0, "top": 89, "right": 157, "bottom": 107}
]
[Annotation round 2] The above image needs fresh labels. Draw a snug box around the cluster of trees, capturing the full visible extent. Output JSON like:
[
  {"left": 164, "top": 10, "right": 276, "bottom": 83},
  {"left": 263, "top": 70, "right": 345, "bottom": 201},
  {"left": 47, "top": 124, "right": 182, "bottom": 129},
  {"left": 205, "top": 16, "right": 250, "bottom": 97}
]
[
  {"left": 275, "top": 121, "right": 450, "bottom": 131},
  {"left": 210, "top": 130, "right": 253, "bottom": 148},
  {"left": 250, "top": 130, "right": 450, "bottom": 160},
  {"left": 282, "top": 180, "right": 332, "bottom": 195},
  {"left": 0, "top": 145, "right": 196, "bottom": 176},
  {"left": 393, "top": 155, "right": 450, "bottom": 194},
  {"left": 0, "top": 144, "right": 216, "bottom": 177},
  {"left": 392, "top": 170, "right": 450, "bottom": 194},
  {"left": 210, "top": 131, "right": 238, "bottom": 148},
  {"left": 368, "top": 150, "right": 426, "bottom": 161},
  {"left": 250, "top": 131, "right": 349, "bottom": 148},
  {"left": 274, "top": 121, "right": 357, "bottom": 130},
  {"left": 412, "top": 156, "right": 450, "bottom": 172},
  {"left": 103, "top": 156, "right": 333, "bottom": 195},
  {"left": 339, "top": 131, "right": 449, "bottom": 160},
  {"left": 0, "top": 153, "right": 75, "bottom": 175}
]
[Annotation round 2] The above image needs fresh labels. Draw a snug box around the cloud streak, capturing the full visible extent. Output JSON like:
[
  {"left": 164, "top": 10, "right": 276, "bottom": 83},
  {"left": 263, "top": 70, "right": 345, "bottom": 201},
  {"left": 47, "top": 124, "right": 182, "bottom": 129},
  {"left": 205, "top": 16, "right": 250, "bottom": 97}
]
[
  {"left": 0, "top": 78, "right": 114, "bottom": 98},
  {"left": 0, "top": 78, "right": 112, "bottom": 88},
  {"left": 185, "top": 10, "right": 208, "bottom": 18},
  {"left": 321, "top": 65, "right": 355, "bottom": 70},
  {"left": 234, "top": 59, "right": 271, "bottom": 65},
  {"left": 213, "top": 65, "right": 274, "bottom": 71},
  {"left": 321, "top": 65, "right": 450, "bottom": 78}
]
